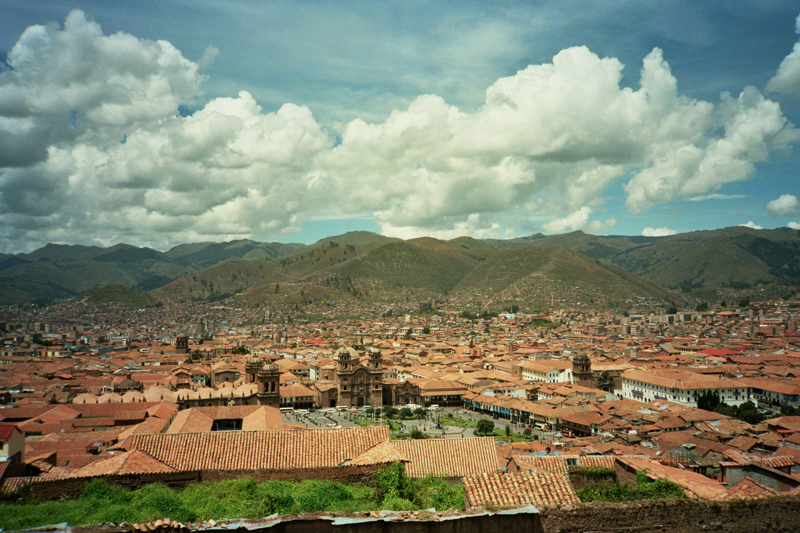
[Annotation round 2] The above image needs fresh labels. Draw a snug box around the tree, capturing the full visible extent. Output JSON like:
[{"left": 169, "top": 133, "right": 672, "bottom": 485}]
[
  {"left": 383, "top": 406, "right": 397, "bottom": 419},
  {"left": 734, "top": 401, "right": 763, "bottom": 425},
  {"left": 666, "top": 304, "right": 678, "bottom": 315},
  {"left": 399, "top": 406, "right": 414, "bottom": 419},
  {"left": 476, "top": 419, "right": 495, "bottom": 436},
  {"left": 505, "top": 425, "right": 512, "bottom": 437},
  {"left": 410, "top": 427, "right": 424, "bottom": 439},
  {"left": 697, "top": 390, "right": 721, "bottom": 412},
  {"left": 523, "top": 428, "right": 532, "bottom": 438}
]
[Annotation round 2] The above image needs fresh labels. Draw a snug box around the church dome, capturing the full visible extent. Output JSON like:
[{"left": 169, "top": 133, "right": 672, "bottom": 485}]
[
  {"left": 117, "top": 377, "right": 143, "bottom": 392},
  {"left": 258, "top": 361, "right": 279, "bottom": 379},
  {"left": 246, "top": 355, "right": 262, "bottom": 371},
  {"left": 573, "top": 351, "right": 590, "bottom": 363}
]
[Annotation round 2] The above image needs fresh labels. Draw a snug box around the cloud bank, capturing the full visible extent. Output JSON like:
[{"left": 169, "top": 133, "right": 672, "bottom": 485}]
[{"left": 1, "top": 11, "right": 798, "bottom": 252}]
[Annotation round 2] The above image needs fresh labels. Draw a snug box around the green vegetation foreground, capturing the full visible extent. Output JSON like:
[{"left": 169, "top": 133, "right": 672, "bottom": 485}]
[{"left": 0, "top": 464, "right": 463, "bottom": 530}]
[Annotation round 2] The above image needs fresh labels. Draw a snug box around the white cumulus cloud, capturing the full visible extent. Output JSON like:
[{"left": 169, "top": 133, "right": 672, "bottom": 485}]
[
  {"left": 740, "top": 221, "right": 764, "bottom": 230},
  {"left": 642, "top": 227, "right": 677, "bottom": 237},
  {"left": 789, "top": 222, "right": 800, "bottom": 229},
  {"left": 0, "top": 11, "right": 799, "bottom": 252},
  {"left": 767, "top": 14, "right": 800, "bottom": 94},
  {"left": 766, "top": 194, "right": 799, "bottom": 217}
]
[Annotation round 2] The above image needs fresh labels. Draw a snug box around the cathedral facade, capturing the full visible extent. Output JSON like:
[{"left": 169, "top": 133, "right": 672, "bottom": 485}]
[{"left": 335, "top": 346, "right": 383, "bottom": 408}]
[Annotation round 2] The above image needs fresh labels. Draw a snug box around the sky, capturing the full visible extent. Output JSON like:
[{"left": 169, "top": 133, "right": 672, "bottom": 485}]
[{"left": 1, "top": 1, "right": 800, "bottom": 254}]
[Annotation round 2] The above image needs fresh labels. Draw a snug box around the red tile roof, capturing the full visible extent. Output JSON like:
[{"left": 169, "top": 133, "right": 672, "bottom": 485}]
[
  {"left": 463, "top": 470, "right": 580, "bottom": 508},
  {"left": 126, "top": 426, "right": 390, "bottom": 471},
  {"left": 719, "top": 477, "right": 778, "bottom": 501},
  {"left": 65, "top": 450, "right": 176, "bottom": 477},
  {"left": 391, "top": 437, "right": 499, "bottom": 478},
  {"left": 0, "top": 424, "right": 18, "bottom": 440}
]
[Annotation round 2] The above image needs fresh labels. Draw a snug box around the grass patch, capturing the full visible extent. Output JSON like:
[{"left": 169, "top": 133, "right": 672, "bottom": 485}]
[
  {"left": 440, "top": 416, "right": 476, "bottom": 428},
  {"left": 0, "top": 464, "right": 463, "bottom": 529},
  {"left": 576, "top": 470, "right": 685, "bottom": 502}
]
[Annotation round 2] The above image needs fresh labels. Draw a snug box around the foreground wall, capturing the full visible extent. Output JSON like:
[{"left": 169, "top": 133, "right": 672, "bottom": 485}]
[{"left": 539, "top": 496, "right": 800, "bottom": 533}]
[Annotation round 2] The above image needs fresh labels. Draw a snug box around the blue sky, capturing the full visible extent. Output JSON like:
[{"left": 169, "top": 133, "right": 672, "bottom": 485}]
[{"left": 1, "top": 1, "right": 799, "bottom": 252}]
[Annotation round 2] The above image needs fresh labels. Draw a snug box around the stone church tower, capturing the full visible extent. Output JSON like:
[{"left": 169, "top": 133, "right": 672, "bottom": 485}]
[
  {"left": 572, "top": 350, "right": 593, "bottom": 388},
  {"left": 175, "top": 333, "right": 189, "bottom": 354},
  {"left": 245, "top": 355, "right": 280, "bottom": 407}
]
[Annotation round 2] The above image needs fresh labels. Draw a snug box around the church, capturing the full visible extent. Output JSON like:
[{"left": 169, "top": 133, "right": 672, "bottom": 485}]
[{"left": 334, "top": 346, "right": 384, "bottom": 408}]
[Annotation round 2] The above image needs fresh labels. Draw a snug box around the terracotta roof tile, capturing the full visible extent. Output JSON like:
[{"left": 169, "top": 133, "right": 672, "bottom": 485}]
[
  {"left": 127, "top": 426, "right": 389, "bottom": 471},
  {"left": 719, "top": 477, "right": 779, "bottom": 501},
  {"left": 68, "top": 450, "right": 176, "bottom": 477},
  {"left": 392, "top": 437, "right": 499, "bottom": 478},
  {"left": 463, "top": 470, "right": 579, "bottom": 508},
  {"left": 349, "top": 441, "right": 408, "bottom": 466},
  {"left": 515, "top": 455, "right": 617, "bottom": 475}
]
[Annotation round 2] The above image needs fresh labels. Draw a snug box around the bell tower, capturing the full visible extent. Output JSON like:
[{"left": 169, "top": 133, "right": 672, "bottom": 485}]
[
  {"left": 368, "top": 347, "right": 381, "bottom": 371},
  {"left": 572, "top": 350, "right": 593, "bottom": 388},
  {"left": 257, "top": 361, "right": 280, "bottom": 407}
]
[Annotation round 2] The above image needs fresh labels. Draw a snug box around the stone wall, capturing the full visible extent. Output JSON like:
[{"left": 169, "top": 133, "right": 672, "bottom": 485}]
[{"left": 539, "top": 496, "right": 800, "bottom": 533}]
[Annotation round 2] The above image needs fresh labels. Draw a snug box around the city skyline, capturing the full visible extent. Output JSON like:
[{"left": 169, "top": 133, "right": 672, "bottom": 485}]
[{"left": 1, "top": 2, "right": 800, "bottom": 254}]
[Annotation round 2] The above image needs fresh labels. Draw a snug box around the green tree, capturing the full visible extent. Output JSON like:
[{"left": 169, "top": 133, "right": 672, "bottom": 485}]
[
  {"left": 697, "top": 390, "right": 721, "bottom": 411},
  {"left": 399, "top": 407, "right": 414, "bottom": 419},
  {"left": 383, "top": 406, "right": 397, "bottom": 419},
  {"left": 476, "top": 419, "right": 495, "bottom": 436},
  {"left": 734, "top": 401, "right": 764, "bottom": 424},
  {"left": 410, "top": 427, "right": 424, "bottom": 439}
]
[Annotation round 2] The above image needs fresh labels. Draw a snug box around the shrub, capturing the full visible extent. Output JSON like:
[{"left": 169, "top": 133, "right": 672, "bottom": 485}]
[
  {"left": 381, "top": 496, "right": 416, "bottom": 511},
  {"left": 131, "top": 483, "right": 196, "bottom": 523},
  {"left": 376, "top": 462, "right": 412, "bottom": 502},
  {"left": 577, "top": 470, "right": 684, "bottom": 502},
  {"left": 81, "top": 479, "right": 129, "bottom": 505},
  {"left": 412, "top": 476, "right": 465, "bottom": 510},
  {"left": 294, "top": 480, "right": 352, "bottom": 513}
]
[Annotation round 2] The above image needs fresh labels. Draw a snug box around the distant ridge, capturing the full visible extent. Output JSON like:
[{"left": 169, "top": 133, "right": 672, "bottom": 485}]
[{"left": 2, "top": 226, "right": 798, "bottom": 305}]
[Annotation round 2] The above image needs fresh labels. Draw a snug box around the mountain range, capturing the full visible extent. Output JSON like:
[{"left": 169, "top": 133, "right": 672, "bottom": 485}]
[{"left": 1, "top": 226, "right": 797, "bottom": 306}]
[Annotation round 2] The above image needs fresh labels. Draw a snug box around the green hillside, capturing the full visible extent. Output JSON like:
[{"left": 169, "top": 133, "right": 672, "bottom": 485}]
[
  {"left": 3, "top": 226, "right": 797, "bottom": 306},
  {"left": 74, "top": 284, "right": 158, "bottom": 307}
]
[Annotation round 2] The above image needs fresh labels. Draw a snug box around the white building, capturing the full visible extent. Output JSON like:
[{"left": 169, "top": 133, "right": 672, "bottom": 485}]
[
  {"left": 519, "top": 360, "right": 572, "bottom": 383},
  {"left": 621, "top": 370, "right": 749, "bottom": 407}
]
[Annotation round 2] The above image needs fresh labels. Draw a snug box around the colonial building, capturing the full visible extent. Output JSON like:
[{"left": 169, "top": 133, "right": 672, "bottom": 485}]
[{"left": 335, "top": 346, "right": 383, "bottom": 408}]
